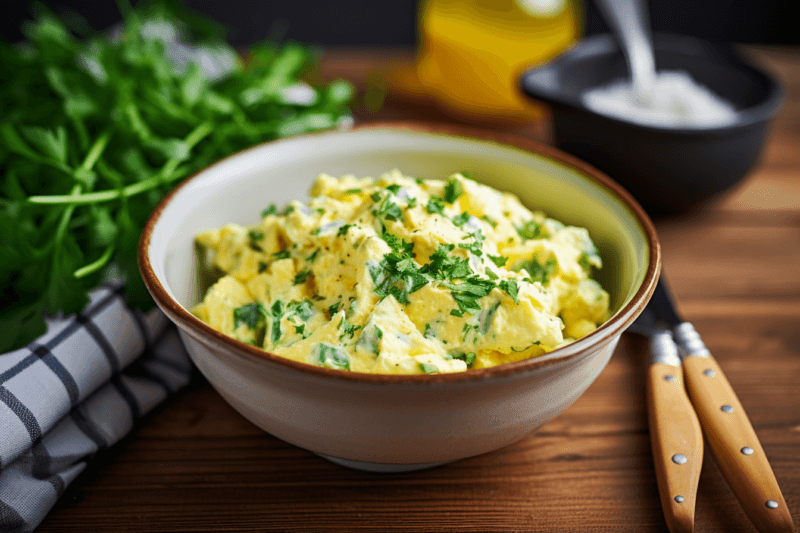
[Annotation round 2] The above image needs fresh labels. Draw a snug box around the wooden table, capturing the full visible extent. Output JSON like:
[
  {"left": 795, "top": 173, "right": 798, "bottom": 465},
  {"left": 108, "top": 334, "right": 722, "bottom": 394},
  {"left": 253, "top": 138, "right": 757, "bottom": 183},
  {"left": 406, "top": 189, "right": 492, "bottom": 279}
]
[{"left": 38, "top": 47, "right": 800, "bottom": 532}]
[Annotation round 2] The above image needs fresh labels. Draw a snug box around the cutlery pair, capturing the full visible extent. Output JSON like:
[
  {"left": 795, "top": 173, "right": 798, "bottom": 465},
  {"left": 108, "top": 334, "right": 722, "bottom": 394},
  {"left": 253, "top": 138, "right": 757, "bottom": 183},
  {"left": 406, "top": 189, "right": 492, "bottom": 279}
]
[{"left": 631, "top": 278, "right": 794, "bottom": 533}]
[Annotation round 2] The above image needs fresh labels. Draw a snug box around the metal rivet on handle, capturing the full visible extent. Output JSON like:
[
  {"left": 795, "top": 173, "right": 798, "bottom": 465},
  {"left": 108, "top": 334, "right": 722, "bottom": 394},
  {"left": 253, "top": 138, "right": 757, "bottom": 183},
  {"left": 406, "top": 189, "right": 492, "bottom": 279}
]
[
  {"left": 741, "top": 447, "right": 754, "bottom": 455},
  {"left": 721, "top": 405, "right": 734, "bottom": 413},
  {"left": 674, "top": 495, "right": 685, "bottom": 503},
  {"left": 672, "top": 454, "right": 687, "bottom": 465},
  {"left": 766, "top": 500, "right": 779, "bottom": 509},
  {"left": 663, "top": 375, "right": 676, "bottom": 382},
  {"left": 703, "top": 369, "right": 715, "bottom": 377}
]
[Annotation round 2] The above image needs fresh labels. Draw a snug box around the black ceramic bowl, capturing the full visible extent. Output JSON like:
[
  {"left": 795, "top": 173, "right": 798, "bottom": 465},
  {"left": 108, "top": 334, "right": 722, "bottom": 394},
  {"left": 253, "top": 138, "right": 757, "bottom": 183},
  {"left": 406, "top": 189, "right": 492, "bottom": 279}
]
[{"left": 520, "top": 33, "right": 782, "bottom": 214}]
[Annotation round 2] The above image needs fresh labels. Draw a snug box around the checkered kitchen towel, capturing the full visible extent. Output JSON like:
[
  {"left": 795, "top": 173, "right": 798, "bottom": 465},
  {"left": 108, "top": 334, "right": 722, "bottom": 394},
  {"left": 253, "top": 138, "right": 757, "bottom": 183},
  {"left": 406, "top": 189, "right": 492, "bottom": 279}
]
[{"left": 0, "top": 283, "right": 193, "bottom": 532}]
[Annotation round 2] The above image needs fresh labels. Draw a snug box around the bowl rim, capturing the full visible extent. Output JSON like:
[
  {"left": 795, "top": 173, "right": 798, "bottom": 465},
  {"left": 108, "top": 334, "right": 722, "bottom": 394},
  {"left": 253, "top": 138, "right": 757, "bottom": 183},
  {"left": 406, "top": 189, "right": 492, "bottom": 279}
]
[
  {"left": 520, "top": 32, "right": 784, "bottom": 135},
  {"left": 138, "top": 121, "right": 661, "bottom": 384}
]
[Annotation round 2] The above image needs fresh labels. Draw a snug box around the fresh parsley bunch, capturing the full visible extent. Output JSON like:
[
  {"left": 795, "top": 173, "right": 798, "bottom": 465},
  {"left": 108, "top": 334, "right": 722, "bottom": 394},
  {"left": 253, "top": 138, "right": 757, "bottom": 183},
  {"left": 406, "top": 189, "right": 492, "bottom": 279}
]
[{"left": 0, "top": 0, "right": 354, "bottom": 352}]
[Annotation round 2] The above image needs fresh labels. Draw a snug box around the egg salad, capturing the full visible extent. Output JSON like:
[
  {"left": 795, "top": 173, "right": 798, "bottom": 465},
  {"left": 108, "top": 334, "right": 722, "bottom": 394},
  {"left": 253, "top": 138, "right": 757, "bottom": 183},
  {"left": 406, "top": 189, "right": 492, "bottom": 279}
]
[{"left": 192, "top": 170, "right": 611, "bottom": 375}]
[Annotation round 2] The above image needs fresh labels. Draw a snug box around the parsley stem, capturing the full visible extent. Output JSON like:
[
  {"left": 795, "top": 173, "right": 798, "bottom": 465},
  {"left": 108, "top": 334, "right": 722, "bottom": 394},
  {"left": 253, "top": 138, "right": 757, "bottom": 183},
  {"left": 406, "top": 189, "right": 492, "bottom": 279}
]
[
  {"left": 74, "top": 243, "right": 115, "bottom": 279},
  {"left": 27, "top": 122, "right": 213, "bottom": 206},
  {"left": 79, "top": 129, "right": 112, "bottom": 173}
]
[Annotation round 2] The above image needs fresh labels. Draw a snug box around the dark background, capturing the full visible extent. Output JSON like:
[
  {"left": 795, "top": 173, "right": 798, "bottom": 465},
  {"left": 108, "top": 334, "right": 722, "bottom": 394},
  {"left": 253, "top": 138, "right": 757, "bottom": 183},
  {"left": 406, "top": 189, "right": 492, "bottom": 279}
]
[{"left": 1, "top": 0, "right": 796, "bottom": 46}]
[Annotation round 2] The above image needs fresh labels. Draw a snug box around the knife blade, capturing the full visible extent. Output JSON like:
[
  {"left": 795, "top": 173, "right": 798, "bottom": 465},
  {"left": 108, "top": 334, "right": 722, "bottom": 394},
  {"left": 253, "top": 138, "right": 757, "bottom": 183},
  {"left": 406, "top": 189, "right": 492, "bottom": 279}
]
[
  {"left": 630, "top": 309, "right": 703, "bottom": 533},
  {"left": 651, "top": 278, "right": 795, "bottom": 533}
]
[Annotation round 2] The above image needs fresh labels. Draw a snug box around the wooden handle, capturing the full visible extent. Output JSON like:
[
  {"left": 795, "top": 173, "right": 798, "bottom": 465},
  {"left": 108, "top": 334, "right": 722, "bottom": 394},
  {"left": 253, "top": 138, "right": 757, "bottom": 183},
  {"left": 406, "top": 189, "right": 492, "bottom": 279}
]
[
  {"left": 647, "top": 362, "right": 704, "bottom": 533},
  {"left": 683, "top": 355, "right": 795, "bottom": 533}
]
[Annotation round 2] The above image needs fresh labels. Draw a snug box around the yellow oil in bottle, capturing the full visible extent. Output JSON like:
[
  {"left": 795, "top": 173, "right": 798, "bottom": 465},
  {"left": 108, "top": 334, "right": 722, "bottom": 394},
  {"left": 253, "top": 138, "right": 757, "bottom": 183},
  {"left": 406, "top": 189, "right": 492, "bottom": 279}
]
[{"left": 416, "top": 0, "right": 582, "bottom": 124}]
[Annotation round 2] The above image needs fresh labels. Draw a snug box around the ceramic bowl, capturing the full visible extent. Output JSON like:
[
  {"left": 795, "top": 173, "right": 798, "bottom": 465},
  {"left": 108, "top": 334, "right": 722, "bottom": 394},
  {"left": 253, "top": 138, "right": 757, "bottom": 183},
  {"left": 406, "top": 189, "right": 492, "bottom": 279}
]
[
  {"left": 520, "top": 33, "right": 782, "bottom": 214},
  {"left": 139, "top": 122, "right": 660, "bottom": 472}
]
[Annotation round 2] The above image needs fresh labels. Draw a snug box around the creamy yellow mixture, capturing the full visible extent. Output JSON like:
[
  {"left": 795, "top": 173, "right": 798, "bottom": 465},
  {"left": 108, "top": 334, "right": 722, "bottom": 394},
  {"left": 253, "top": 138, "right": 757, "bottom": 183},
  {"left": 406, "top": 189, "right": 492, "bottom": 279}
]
[{"left": 193, "top": 170, "right": 610, "bottom": 374}]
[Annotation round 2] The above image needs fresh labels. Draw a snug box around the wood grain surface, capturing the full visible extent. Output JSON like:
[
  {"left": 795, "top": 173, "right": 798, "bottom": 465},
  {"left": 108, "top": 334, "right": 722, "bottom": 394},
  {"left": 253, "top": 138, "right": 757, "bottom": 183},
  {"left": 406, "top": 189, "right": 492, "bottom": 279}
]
[{"left": 37, "top": 46, "right": 800, "bottom": 533}]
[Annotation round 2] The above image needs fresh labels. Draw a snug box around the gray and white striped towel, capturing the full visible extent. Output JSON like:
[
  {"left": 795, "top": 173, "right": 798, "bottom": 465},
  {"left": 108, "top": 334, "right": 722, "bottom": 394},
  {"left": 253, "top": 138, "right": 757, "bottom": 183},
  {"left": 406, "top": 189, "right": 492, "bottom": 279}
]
[{"left": 0, "top": 283, "right": 193, "bottom": 532}]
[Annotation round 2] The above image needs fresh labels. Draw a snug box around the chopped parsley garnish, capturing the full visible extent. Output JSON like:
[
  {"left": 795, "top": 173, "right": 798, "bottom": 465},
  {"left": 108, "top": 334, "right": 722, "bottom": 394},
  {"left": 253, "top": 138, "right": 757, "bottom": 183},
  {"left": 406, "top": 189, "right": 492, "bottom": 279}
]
[
  {"left": 386, "top": 184, "right": 402, "bottom": 194},
  {"left": 328, "top": 301, "right": 341, "bottom": 317},
  {"left": 498, "top": 279, "right": 519, "bottom": 303},
  {"left": 462, "top": 321, "right": 480, "bottom": 342},
  {"left": 294, "top": 270, "right": 310, "bottom": 285},
  {"left": 419, "top": 363, "right": 439, "bottom": 374},
  {"left": 426, "top": 197, "right": 445, "bottom": 215},
  {"left": 370, "top": 192, "right": 382, "bottom": 202},
  {"left": 261, "top": 205, "right": 278, "bottom": 217},
  {"left": 294, "top": 324, "right": 306, "bottom": 336},
  {"left": 406, "top": 196, "right": 418, "bottom": 208},
  {"left": 372, "top": 195, "right": 403, "bottom": 221},
  {"left": 423, "top": 323, "right": 434, "bottom": 338},
  {"left": 258, "top": 262, "right": 268, "bottom": 273},
  {"left": 443, "top": 177, "right": 463, "bottom": 204},
  {"left": 381, "top": 231, "right": 414, "bottom": 255},
  {"left": 272, "top": 250, "right": 291, "bottom": 260},
  {"left": 315, "top": 208, "right": 325, "bottom": 215},
  {"left": 518, "top": 256, "right": 557, "bottom": 286},
  {"left": 451, "top": 212, "right": 471, "bottom": 227},
  {"left": 481, "top": 301, "right": 501, "bottom": 334},
  {"left": 511, "top": 342, "right": 541, "bottom": 352},
  {"left": 488, "top": 254, "right": 507, "bottom": 267},
  {"left": 306, "top": 249, "right": 320, "bottom": 262},
  {"left": 355, "top": 325, "right": 383, "bottom": 355},
  {"left": 233, "top": 303, "right": 266, "bottom": 330},
  {"left": 233, "top": 303, "right": 267, "bottom": 346},
  {"left": 287, "top": 300, "right": 314, "bottom": 321},
  {"left": 337, "top": 223, "right": 354, "bottom": 237},
  {"left": 339, "top": 321, "right": 362, "bottom": 340},
  {"left": 481, "top": 215, "right": 497, "bottom": 228},
  {"left": 443, "top": 277, "right": 496, "bottom": 317},
  {"left": 516, "top": 220, "right": 546, "bottom": 240},
  {"left": 314, "top": 343, "right": 350, "bottom": 370},
  {"left": 282, "top": 205, "right": 295, "bottom": 215},
  {"left": 270, "top": 300, "right": 284, "bottom": 345},
  {"left": 345, "top": 188, "right": 362, "bottom": 194},
  {"left": 248, "top": 230, "right": 264, "bottom": 241},
  {"left": 450, "top": 351, "right": 477, "bottom": 366}
]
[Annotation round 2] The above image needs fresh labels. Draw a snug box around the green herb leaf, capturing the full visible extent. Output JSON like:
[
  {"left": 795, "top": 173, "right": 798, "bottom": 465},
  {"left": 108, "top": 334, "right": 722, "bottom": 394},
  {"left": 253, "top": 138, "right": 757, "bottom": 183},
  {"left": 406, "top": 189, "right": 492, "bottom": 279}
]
[
  {"left": 488, "top": 255, "right": 507, "bottom": 267},
  {"left": 443, "top": 177, "right": 462, "bottom": 204},
  {"left": 499, "top": 279, "right": 519, "bottom": 303},
  {"left": 0, "top": 0, "right": 354, "bottom": 352},
  {"left": 426, "top": 196, "right": 445, "bottom": 215},
  {"left": 516, "top": 221, "right": 546, "bottom": 240},
  {"left": 314, "top": 342, "right": 350, "bottom": 371},
  {"left": 294, "top": 270, "right": 310, "bottom": 285},
  {"left": 419, "top": 362, "right": 439, "bottom": 374}
]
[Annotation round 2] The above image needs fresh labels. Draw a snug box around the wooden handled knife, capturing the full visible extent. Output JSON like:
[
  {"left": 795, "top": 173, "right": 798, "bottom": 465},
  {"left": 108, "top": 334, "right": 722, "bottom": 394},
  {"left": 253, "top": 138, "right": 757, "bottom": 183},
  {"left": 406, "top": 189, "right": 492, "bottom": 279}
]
[{"left": 651, "top": 278, "right": 795, "bottom": 533}]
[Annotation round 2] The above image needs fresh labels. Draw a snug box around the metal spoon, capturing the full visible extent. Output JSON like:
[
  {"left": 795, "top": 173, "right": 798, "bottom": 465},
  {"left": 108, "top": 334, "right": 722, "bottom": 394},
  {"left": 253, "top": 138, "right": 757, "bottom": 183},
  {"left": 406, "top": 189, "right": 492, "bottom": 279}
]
[{"left": 592, "top": 0, "right": 656, "bottom": 104}]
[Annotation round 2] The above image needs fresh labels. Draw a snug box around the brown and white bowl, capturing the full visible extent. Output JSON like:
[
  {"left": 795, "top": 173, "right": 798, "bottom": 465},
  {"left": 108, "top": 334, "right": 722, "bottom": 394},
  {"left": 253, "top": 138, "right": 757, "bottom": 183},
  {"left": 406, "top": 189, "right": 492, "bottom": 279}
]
[{"left": 139, "top": 122, "right": 660, "bottom": 472}]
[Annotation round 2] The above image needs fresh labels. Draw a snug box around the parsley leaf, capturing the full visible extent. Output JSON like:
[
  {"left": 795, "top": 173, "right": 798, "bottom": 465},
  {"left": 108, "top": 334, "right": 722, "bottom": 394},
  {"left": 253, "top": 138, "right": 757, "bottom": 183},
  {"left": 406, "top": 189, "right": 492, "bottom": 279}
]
[
  {"left": 419, "top": 363, "right": 439, "bottom": 374},
  {"left": 233, "top": 303, "right": 267, "bottom": 346},
  {"left": 443, "top": 177, "right": 463, "bottom": 203},
  {"left": 426, "top": 197, "right": 445, "bottom": 215},
  {"left": 337, "top": 223, "right": 353, "bottom": 237},
  {"left": 516, "top": 221, "right": 547, "bottom": 240},
  {"left": 0, "top": 2, "right": 355, "bottom": 352},
  {"left": 518, "top": 256, "right": 557, "bottom": 286},
  {"left": 294, "top": 270, "right": 310, "bottom": 285},
  {"left": 313, "top": 343, "right": 350, "bottom": 371},
  {"left": 488, "top": 255, "right": 507, "bottom": 267},
  {"left": 233, "top": 303, "right": 267, "bottom": 330},
  {"left": 499, "top": 279, "right": 519, "bottom": 303}
]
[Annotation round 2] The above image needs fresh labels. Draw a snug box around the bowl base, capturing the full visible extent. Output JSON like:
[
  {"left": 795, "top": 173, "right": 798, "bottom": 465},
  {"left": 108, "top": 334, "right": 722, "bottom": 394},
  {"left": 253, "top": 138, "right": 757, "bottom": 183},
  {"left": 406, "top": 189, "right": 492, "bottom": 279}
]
[{"left": 315, "top": 453, "right": 453, "bottom": 473}]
